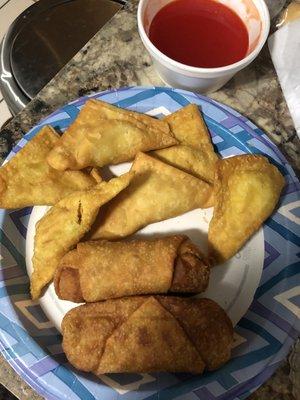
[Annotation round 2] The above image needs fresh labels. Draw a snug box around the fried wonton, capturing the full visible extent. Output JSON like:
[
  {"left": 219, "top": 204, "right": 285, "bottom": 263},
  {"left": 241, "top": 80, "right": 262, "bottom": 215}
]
[
  {"left": 30, "top": 172, "right": 133, "bottom": 299},
  {"left": 0, "top": 126, "right": 99, "bottom": 209},
  {"left": 90, "top": 152, "right": 212, "bottom": 240},
  {"left": 208, "top": 155, "right": 285, "bottom": 264},
  {"left": 83, "top": 99, "right": 171, "bottom": 134},
  {"left": 47, "top": 99, "right": 177, "bottom": 171},
  {"left": 154, "top": 144, "right": 217, "bottom": 184},
  {"left": 153, "top": 105, "right": 218, "bottom": 207},
  {"left": 164, "top": 104, "right": 214, "bottom": 150}
]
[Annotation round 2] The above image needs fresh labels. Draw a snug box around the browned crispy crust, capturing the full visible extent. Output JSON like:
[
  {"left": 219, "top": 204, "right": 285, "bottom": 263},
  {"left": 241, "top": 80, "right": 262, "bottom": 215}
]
[
  {"left": 62, "top": 296, "right": 233, "bottom": 374},
  {"left": 158, "top": 297, "right": 233, "bottom": 370},
  {"left": 171, "top": 237, "right": 210, "bottom": 293},
  {"left": 54, "top": 250, "right": 83, "bottom": 303},
  {"left": 54, "top": 236, "right": 210, "bottom": 302}
]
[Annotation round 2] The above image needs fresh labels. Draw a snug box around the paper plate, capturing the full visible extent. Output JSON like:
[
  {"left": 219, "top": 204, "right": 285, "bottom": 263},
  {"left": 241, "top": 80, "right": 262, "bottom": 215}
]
[{"left": 0, "top": 86, "right": 299, "bottom": 400}]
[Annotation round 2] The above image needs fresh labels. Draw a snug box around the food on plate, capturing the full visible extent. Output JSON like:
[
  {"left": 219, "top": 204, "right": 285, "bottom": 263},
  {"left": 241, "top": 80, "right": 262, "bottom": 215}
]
[
  {"left": 164, "top": 104, "right": 214, "bottom": 150},
  {"left": 154, "top": 144, "right": 218, "bottom": 184},
  {"left": 53, "top": 249, "right": 82, "bottom": 302},
  {"left": 89, "top": 168, "right": 102, "bottom": 183},
  {"left": 208, "top": 155, "right": 285, "bottom": 264},
  {"left": 47, "top": 99, "right": 177, "bottom": 171},
  {"left": 81, "top": 99, "right": 170, "bottom": 134},
  {"left": 0, "top": 126, "right": 99, "bottom": 209},
  {"left": 62, "top": 296, "right": 233, "bottom": 374},
  {"left": 90, "top": 152, "right": 212, "bottom": 240},
  {"left": 54, "top": 235, "right": 210, "bottom": 302},
  {"left": 30, "top": 172, "right": 133, "bottom": 299},
  {"left": 154, "top": 104, "right": 217, "bottom": 182},
  {"left": 3, "top": 95, "right": 289, "bottom": 384},
  {"left": 153, "top": 104, "right": 218, "bottom": 207}
]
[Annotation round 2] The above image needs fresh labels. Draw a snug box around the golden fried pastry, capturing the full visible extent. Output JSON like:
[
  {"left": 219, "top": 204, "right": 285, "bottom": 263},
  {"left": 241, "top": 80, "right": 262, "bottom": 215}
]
[
  {"left": 47, "top": 99, "right": 177, "bottom": 171},
  {"left": 62, "top": 296, "right": 233, "bottom": 374},
  {"left": 0, "top": 126, "right": 98, "bottom": 209},
  {"left": 164, "top": 104, "right": 214, "bottom": 150},
  {"left": 208, "top": 155, "right": 285, "bottom": 264},
  {"left": 89, "top": 168, "right": 102, "bottom": 183},
  {"left": 54, "top": 235, "right": 210, "bottom": 302},
  {"left": 90, "top": 152, "right": 212, "bottom": 240},
  {"left": 154, "top": 104, "right": 217, "bottom": 183},
  {"left": 154, "top": 144, "right": 218, "bottom": 184},
  {"left": 87, "top": 99, "right": 171, "bottom": 133},
  {"left": 30, "top": 172, "right": 133, "bottom": 299},
  {"left": 153, "top": 105, "right": 218, "bottom": 208}
]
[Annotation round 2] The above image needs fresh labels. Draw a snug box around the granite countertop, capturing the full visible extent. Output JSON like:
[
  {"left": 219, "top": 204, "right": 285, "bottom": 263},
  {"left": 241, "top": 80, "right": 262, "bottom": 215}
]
[{"left": 0, "top": 0, "right": 299, "bottom": 399}]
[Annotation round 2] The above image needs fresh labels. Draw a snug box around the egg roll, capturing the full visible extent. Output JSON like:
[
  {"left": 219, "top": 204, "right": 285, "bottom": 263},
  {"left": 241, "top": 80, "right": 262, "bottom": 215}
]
[
  {"left": 90, "top": 152, "right": 212, "bottom": 240},
  {"left": 30, "top": 172, "right": 133, "bottom": 299},
  {"left": 62, "top": 296, "right": 233, "bottom": 374},
  {"left": 208, "top": 155, "right": 285, "bottom": 264},
  {"left": 54, "top": 235, "right": 210, "bottom": 302},
  {"left": 0, "top": 126, "right": 98, "bottom": 209},
  {"left": 47, "top": 99, "right": 177, "bottom": 171}
]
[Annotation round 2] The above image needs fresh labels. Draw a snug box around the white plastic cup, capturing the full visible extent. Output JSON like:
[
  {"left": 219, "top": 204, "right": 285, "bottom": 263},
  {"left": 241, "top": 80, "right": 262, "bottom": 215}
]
[{"left": 137, "top": 0, "right": 270, "bottom": 93}]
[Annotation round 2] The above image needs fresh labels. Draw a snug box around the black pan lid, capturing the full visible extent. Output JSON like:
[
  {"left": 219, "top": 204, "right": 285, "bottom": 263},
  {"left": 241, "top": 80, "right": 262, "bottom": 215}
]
[{"left": 0, "top": 0, "right": 124, "bottom": 114}]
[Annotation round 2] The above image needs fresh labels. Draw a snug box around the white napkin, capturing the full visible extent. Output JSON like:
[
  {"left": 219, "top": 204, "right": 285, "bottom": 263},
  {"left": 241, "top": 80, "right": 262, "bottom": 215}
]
[{"left": 268, "top": 19, "right": 300, "bottom": 138}]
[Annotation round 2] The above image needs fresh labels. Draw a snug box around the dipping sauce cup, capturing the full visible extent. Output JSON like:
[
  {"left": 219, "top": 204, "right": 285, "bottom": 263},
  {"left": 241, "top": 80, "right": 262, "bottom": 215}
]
[{"left": 138, "top": 0, "right": 270, "bottom": 93}]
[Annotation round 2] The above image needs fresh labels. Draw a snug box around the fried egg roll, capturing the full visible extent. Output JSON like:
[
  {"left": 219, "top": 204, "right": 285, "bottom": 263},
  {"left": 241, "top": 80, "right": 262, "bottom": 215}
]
[
  {"left": 54, "top": 235, "right": 210, "bottom": 302},
  {"left": 62, "top": 296, "right": 233, "bottom": 374}
]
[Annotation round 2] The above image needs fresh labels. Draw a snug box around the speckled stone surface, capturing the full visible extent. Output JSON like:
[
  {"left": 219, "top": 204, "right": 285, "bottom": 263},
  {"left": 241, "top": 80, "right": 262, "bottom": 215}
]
[{"left": 0, "top": 0, "right": 299, "bottom": 399}]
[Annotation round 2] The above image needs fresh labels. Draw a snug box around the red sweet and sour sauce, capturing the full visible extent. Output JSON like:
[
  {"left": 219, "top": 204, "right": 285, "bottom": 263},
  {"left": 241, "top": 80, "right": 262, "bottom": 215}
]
[{"left": 149, "top": 0, "right": 249, "bottom": 68}]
